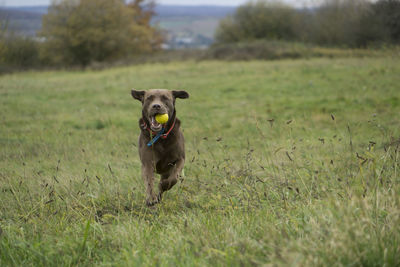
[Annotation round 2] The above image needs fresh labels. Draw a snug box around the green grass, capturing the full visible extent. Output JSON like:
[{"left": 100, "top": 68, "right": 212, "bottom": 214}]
[{"left": 0, "top": 57, "right": 399, "bottom": 266}]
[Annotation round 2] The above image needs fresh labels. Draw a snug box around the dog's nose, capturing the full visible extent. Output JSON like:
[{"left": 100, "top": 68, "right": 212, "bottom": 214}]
[{"left": 152, "top": 104, "right": 161, "bottom": 109}]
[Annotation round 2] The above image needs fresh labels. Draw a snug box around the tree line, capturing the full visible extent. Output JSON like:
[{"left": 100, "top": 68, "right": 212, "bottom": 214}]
[
  {"left": 1, "top": 0, "right": 399, "bottom": 72},
  {"left": 215, "top": 0, "right": 400, "bottom": 48}
]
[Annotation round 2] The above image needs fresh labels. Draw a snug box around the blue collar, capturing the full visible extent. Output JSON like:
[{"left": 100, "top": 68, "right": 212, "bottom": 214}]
[
  {"left": 147, "top": 127, "right": 165, "bottom": 147},
  {"left": 140, "top": 117, "right": 177, "bottom": 147}
]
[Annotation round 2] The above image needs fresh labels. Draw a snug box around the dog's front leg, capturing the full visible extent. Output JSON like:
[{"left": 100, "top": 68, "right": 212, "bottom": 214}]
[
  {"left": 142, "top": 164, "right": 159, "bottom": 206},
  {"left": 158, "top": 158, "right": 184, "bottom": 200}
]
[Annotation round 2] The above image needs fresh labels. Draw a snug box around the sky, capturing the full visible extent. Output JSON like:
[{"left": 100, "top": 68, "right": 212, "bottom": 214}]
[{"left": 2, "top": 0, "right": 309, "bottom": 7}]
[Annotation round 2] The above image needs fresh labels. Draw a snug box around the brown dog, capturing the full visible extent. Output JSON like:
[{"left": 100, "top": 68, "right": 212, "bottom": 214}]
[{"left": 131, "top": 89, "right": 189, "bottom": 206}]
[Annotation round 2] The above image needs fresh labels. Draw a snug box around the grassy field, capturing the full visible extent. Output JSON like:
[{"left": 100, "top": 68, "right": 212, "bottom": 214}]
[{"left": 0, "top": 57, "right": 399, "bottom": 266}]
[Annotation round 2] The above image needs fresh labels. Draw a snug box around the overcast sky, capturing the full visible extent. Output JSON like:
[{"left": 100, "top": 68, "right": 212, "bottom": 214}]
[{"left": 2, "top": 0, "right": 311, "bottom": 7}]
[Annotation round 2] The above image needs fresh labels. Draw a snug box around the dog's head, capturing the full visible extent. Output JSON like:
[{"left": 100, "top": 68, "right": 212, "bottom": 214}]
[{"left": 131, "top": 89, "right": 189, "bottom": 132}]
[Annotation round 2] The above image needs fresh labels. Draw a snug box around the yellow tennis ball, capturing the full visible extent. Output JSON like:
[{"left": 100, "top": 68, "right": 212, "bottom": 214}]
[{"left": 155, "top": 113, "right": 169, "bottom": 124}]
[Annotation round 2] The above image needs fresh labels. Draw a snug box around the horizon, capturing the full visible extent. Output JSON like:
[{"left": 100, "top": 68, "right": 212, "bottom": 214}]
[{"left": 1, "top": 0, "right": 311, "bottom": 8}]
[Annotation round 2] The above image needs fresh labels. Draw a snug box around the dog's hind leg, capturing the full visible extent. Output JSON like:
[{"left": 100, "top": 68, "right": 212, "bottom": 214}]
[{"left": 158, "top": 158, "right": 184, "bottom": 200}]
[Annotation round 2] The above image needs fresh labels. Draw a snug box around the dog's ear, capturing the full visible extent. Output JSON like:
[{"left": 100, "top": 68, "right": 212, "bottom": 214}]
[
  {"left": 172, "top": 90, "right": 189, "bottom": 100},
  {"left": 131, "top": 89, "right": 145, "bottom": 102}
]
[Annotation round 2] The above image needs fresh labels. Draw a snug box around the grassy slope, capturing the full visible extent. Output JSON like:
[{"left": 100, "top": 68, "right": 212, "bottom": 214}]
[{"left": 0, "top": 57, "right": 399, "bottom": 266}]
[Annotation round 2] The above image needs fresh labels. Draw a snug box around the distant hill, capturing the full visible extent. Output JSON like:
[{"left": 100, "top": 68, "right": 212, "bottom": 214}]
[
  {"left": 4, "top": 6, "right": 48, "bottom": 14},
  {"left": 154, "top": 5, "right": 235, "bottom": 18},
  {"left": 0, "top": 6, "right": 46, "bottom": 36},
  {"left": 0, "top": 5, "right": 236, "bottom": 48},
  {"left": 153, "top": 5, "right": 235, "bottom": 49}
]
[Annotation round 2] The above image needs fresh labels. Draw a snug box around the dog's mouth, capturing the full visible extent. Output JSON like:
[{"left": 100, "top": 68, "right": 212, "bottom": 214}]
[{"left": 149, "top": 115, "right": 163, "bottom": 132}]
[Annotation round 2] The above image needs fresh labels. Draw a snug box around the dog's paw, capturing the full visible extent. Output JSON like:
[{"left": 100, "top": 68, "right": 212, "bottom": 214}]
[{"left": 146, "top": 194, "right": 160, "bottom": 206}]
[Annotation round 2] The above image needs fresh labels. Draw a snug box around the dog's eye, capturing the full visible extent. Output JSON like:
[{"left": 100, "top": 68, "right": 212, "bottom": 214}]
[
  {"left": 161, "top": 95, "right": 170, "bottom": 101},
  {"left": 146, "top": 95, "right": 155, "bottom": 101}
]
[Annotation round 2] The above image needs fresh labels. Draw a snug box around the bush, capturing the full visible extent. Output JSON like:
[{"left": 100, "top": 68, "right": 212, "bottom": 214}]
[
  {"left": 205, "top": 40, "right": 308, "bottom": 60},
  {"left": 39, "top": 0, "right": 162, "bottom": 66},
  {"left": 0, "top": 35, "right": 40, "bottom": 72},
  {"left": 202, "top": 40, "right": 397, "bottom": 61},
  {"left": 215, "top": 1, "right": 298, "bottom": 43},
  {"left": 372, "top": 0, "right": 400, "bottom": 43},
  {"left": 215, "top": 0, "right": 400, "bottom": 48},
  {"left": 306, "top": 0, "right": 371, "bottom": 47}
]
